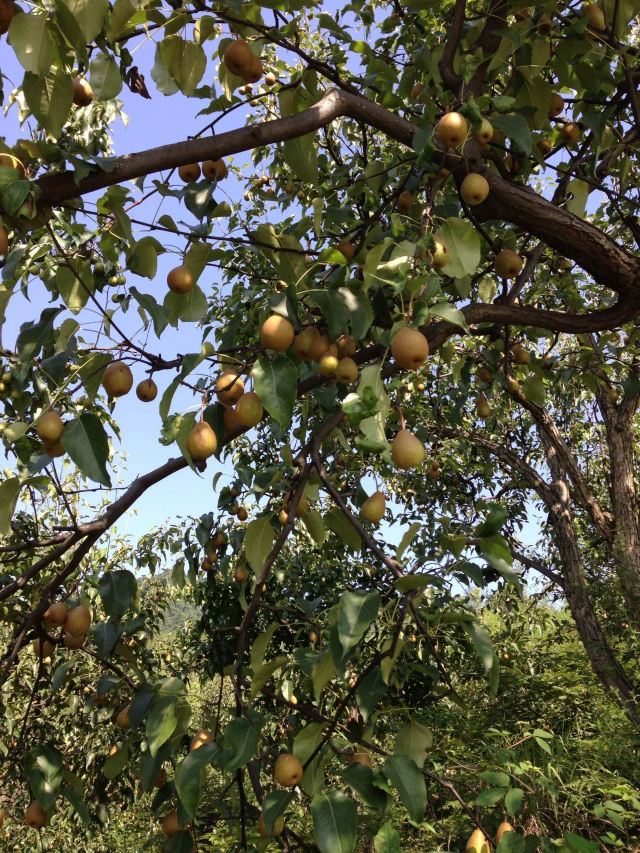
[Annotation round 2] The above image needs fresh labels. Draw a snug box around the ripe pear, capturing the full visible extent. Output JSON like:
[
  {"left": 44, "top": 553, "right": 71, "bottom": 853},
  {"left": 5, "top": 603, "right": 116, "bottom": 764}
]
[
  {"left": 115, "top": 705, "right": 130, "bottom": 730},
  {"left": 32, "top": 638, "right": 55, "bottom": 659},
  {"left": 178, "top": 163, "right": 201, "bottom": 182},
  {"left": 460, "top": 173, "right": 490, "bottom": 205},
  {"left": 537, "top": 137, "right": 553, "bottom": 155},
  {"left": 215, "top": 371, "right": 244, "bottom": 406},
  {"left": 36, "top": 410, "right": 64, "bottom": 443},
  {"left": 549, "top": 92, "right": 564, "bottom": 118},
  {"left": 65, "top": 603, "right": 92, "bottom": 636},
  {"left": 584, "top": 3, "right": 606, "bottom": 30},
  {"left": 265, "top": 72, "right": 277, "bottom": 85},
  {"left": 336, "top": 240, "right": 355, "bottom": 260},
  {"left": 236, "top": 391, "right": 263, "bottom": 427},
  {"left": 319, "top": 344, "right": 339, "bottom": 376},
  {"left": 360, "top": 491, "right": 386, "bottom": 524},
  {"left": 261, "top": 314, "right": 295, "bottom": 351},
  {"left": 431, "top": 241, "right": 448, "bottom": 270},
  {"left": 224, "top": 406, "right": 242, "bottom": 435},
  {"left": 258, "top": 813, "right": 285, "bottom": 838},
  {"left": 136, "top": 379, "right": 157, "bottom": 402},
  {"left": 223, "top": 39, "right": 254, "bottom": 77},
  {"left": 0, "top": 152, "right": 26, "bottom": 178},
  {"left": 187, "top": 421, "right": 218, "bottom": 460},
  {"left": 511, "top": 343, "right": 531, "bottom": 364},
  {"left": 391, "top": 430, "right": 425, "bottom": 469},
  {"left": 514, "top": 7, "right": 531, "bottom": 21},
  {"left": 476, "top": 394, "right": 491, "bottom": 418},
  {"left": 278, "top": 508, "right": 289, "bottom": 525},
  {"left": 350, "top": 752, "right": 372, "bottom": 767},
  {"left": 477, "top": 366, "right": 493, "bottom": 384},
  {"left": 274, "top": 753, "right": 304, "bottom": 787},
  {"left": 167, "top": 264, "right": 193, "bottom": 294},
  {"left": 496, "top": 821, "right": 514, "bottom": 842},
  {"left": 537, "top": 12, "right": 553, "bottom": 34},
  {"left": 24, "top": 801, "right": 47, "bottom": 829},
  {"left": 202, "top": 159, "right": 228, "bottom": 181},
  {"left": 44, "top": 601, "right": 68, "bottom": 628},
  {"left": 506, "top": 376, "right": 521, "bottom": 394},
  {"left": 336, "top": 334, "right": 356, "bottom": 357},
  {"left": 494, "top": 249, "right": 524, "bottom": 278},
  {"left": 309, "top": 333, "right": 330, "bottom": 362},
  {"left": 234, "top": 565, "right": 249, "bottom": 582},
  {"left": 466, "top": 828, "right": 490, "bottom": 852},
  {"left": 162, "top": 810, "right": 181, "bottom": 836},
  {"left": 561, "top": 122, "right": 581, "bottom": 145},
  {"left": 292, "top": 327, "right": 318, "bottom": 359},
  {"left": 0, "top": 0, "right": 15, "bottom": 35},
  {"left": 243, "top": 53, "right": 263, "bottom": 83},
  {"left": 63, "top": 631, "right": 85, "bottom": 649},
  {"left": 0, "top": 224, "right": 8, "bottom": 255},
  {"left": 72, "top": 77, "right": 94, "bottom": 107},
  {"left": 237, "top": 507, "right": 248, "bottom": 521},
  {"left": 190, "top": 729, "right": 214, "bottom": 751},
  {"left": 474, "top": 118, "right": 493, "bottom": 146},
  {"left": 102, "top": 361, "right": 133, "bottom": 398},
  {"left": 436, "top": 111, "right": 468, "bottom": 147},
  {"left": 336, "top": 356, "right": 359, "bottom": 384},
  {"left": 391, "top": 327, "right": 429, "bottom": 369},
  {"left": 396, "top": 190, "right": 413, "bottom": 213}
]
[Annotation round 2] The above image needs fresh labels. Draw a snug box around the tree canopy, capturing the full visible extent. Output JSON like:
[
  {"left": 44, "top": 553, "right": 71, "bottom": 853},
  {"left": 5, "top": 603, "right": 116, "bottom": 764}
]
[{"left": 0, "top": 0, "right": 639, "bottom": 850}]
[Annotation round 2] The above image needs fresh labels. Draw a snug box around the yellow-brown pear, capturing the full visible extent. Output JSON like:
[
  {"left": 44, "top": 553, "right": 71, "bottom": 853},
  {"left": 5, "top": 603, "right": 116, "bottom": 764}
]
[
  {"left": 391, "top": 430, "right": 425, "bottom": 469},
  {"left": 178, "top": 163, "right": 201, "bottom": 182},
  {"left": 391, "top": 327, "right": 429, "bottom": 370},
  {"left": 187, "top": 422, "right": 218, "bottom": 460},
  {"left": 72, "top": 77, "right": 94, "bottom": 107},
  {"left": 36, "top": 410, "right": 64, "bottom": 443},
  {"left": 236, "top": 391, "right": 263, "bottom": 427},
  {"left": 136, "top": 379, "right": 157, "bottom": 402},
  {"left": 258, "top": 813, "right": 285, "bottom": 837},
  {"left": 102, "top": 362, "right": 133, "bottom": 398},
  {"left": 223, "top": 40, "right": 254, "bottom": 77},
  {"left": 584, "top": 4, "right": 606, "bottom": 30},
  {"left": 494, "top": 249, "right": 524, "bottom": 279},
  {"left": 273, "top": 753, "right": 304, "bottom": 787},
  {"left": 261, "top": 315, "right": 295, "bottom": 351},
  {"left": 360, "top": 491, "right": 386, "bottom": 524},
  {"left": 465, "top": 828, "right": 490, "bottom": 853},
  {"left": 336, "top": 357, "right": 358, "bottom": 384},
  {"left": 215, "top": 371, "right": 244, "bottom": 406},
  {"left": 396, "top": 191, "right": 413, "bottom": 213},
  {"left": 476, "top": 394, "right": 491, "bottom": 418},
  {"left": 167, "top": 265, "right": 193, "bottom": 294},
  {"left": 496, "top": 821, "right": 514, "bottom": 842},
  {"left": 460, "top": 173, "right": 490, "bottom": 205},
  {"left": 24, "top": 801, "right": 47, "bottom": 829},
  {"left": 436, "top": 112, "right": 468, "bottom": 147},
  {"left": 65, "top": 603, "right": 92, "bottom": 636},
  {"left": 190, "top": 729, "right": 214, "bottom": 751},
  {"left": 44, "top": 601, "right": 68, "bottom": 628}
]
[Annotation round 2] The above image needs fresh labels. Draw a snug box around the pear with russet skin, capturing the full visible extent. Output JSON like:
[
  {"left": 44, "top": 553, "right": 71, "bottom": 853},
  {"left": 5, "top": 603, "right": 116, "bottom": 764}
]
[
  {"left": 187, "top": 422, "right": 218, "bottom": 460},
  {"left": 391, "top": 430, "right": 425, "bottom": 469},
  {"left": 261, "top": 314, "right": 295, "bottom": 351},
  {"left": 391, "top": 327, "right": 429, "bottom": 369},
  {"left": 36, "top": 410, "right": 64, "bottom": 443},
  {"left": 236, "top": 391, "right": 263, "bottom": 427},
  {"left": 436, "top": 111, "right": 468, "bottom": 147},
  {"left": 460, "top": 173, "right": 490, "bottom": 205},
  {"left": 102, "top": 362, "right": 133, "bottom": 398},
  {"left": 360, "top": 491, "right": 386, "bottom": 524},
  {"left": 494, "top": 249, "right": 523, "bottom": 278},
  {"left": 336, "top": 357, "right": 358, "bottom": 384},
  {"left": 273, "top": 753, "right": 304, "bottom": 787}
]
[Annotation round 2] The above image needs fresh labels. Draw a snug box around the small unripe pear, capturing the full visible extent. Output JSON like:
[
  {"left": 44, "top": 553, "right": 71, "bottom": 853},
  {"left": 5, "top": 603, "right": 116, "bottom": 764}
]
[
  {"left": 460, "top": 173, "right": 490, "bottom": 205},
  {"left": 336, "top": 357, "right": 359, "bottom": 384},
  {"left": 136, "top": 379, "right": 157, "bottom": 402},
  {"left": 65, "top": 603, "right": 92, "bottom": 636},
  {"left": 396, "top": 191, "right": 413, "bottom": 213},
  {"left": 477, "top": 366, "right": 493, "bottom": 384},
  {"left": 432, "top": 241, "right": 448, "bottom": 269},
  {"left": 36, "top": 410, "right": 64, "bottom": 443},
  {"left": 167, "top": 265, "right": 193, "bottom": 294},
  {"left": 494, "top": 249, "right": 524, "bottom": 278},
  {"left": 102, "top": 362, "right": 133, "bottom": 398},
  {"left": 236, "top": 391, "right": 263, "bottom": 427},
  {"left": 391, "top": 430, "right": 425, "bottom": 469},
  {"left": 360, "top": 491, "right": 386, "bottom": 524},
  {"left": 187, "top": 422, "right": 218, "bottom": 460},
  {"left": 258, "top": 813, "right": 285, "bottom": 837},
  {"left": 261, "top": 314, "right": 295, "bottom": 351},
  {"left": 474, "top": 118, "right": 493, "bottom": 146},
  {"left": 273, "top": 753, "right": 304, "bottom": 786},
  {"left": 391, "top": 327, "right": 429, "bottom": 369},
  {"left": 215, "top": 371, "right": 244, "bottom": 406},
  {"left": 466, "top": 828, "right": 490, "bottom": 852},
  {"left": 436, "top": 112, "right": 468, "bottom": 147}
]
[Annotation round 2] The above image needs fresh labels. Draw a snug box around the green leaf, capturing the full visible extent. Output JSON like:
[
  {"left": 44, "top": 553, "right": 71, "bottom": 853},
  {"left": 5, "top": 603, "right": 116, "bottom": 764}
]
[
  {"left": 174, "top": 742, "right": 218, "bottom": 818},
  {"left": 0, "top": 478, "right": 21, "bottom": 536},
  {"left": 62, "top": 414, "right": 111, "bottom": 487},
  {"left": 251, "top": 356, "right": 298, "bottom": 429},
  {"left": 374, "top": 823, "right": 402, "bottom": 852},
  {"left": 102, "top": 743, "right": 130, "bottom": 780},
  {"left": 244, "top": 516, "right": 276, "bottom": 574},
  {"left": 261, "top": 790, "right": 293, "bottom": 836},
  {"left": 89, "top": 53, "right": 123, "bottom": 100},
  {"left": 105, "top": 0, "right": 136, "bottom": 40},
  {"left": 396, "top": 522, "right": 421, "bottom": 560},
  {"left": 491, "top": 113, "right": 532, "bottom": 157},
  {"left": 92, "top": 620, "right": 121, "bottom": 658},
  {"left": 159, "top": 35, "right": 206, "bottom": 96},
  {"left": 129, "top": 287, "right": 169, "bottom": 337},
  {"left": 311, "top": 791, "right": 357, "bottom": 853},
  {"left": 218, "top": 715, "right": 263, "bottom": 772},
  {"left": 312, "top": 651, "right": 336, "bottom": 701},
  {"left": 395, "top": 720, "right": 433, "bottom": 768},
  {"left": 23, "top": 69, "right": 74, "bottom": 138},
  {"left": 61, "top": 786, "right": 91, "bottom": 827},
  {"left": 301, "top": 508, "right": 326, "bottom": 546},
  {"left": 474, "top": 787, "right": 507, "bottom": 806},
  {"left": 342, "top": 764, "right": 389, "bottom": 813},
  {"left": 337, "top": 590, "right": 380, "bottom": 657},
  {"left": 294, "top": 722, "right": 328, "bottom": 795},
  {"left": 382, "top": 755, "right": 426, "bottom": 822},
  {"left": 147, "top": 695, "right": 178, "bottom": 757},
  {"left": 355, "top": 668, "right": 387, "bottom": 722},
  {"left": 128, "top": 236, "right": 164, "bottom": 279},
  {"left": 62, "top": 0, "right": 109, "bottom": 40},
  {"left": 26, "top": 745, "right": 64, "bottom": 810},
  {"left": 325, "top": 507, "right": 362, "bottom": 552},
  {"left": 98, "top": 570, "right": 137, "bottom": 620},
  {"left": 283, "top": 133, "right": 318, "bottom": 183},
  {"left": 505, "top": 787, "right": 525, "bottom": 816},
  {"left": 496, "top": 833, "right": 525, "bottom": 853},
  {"left": 429, "top": 301, "right": 469, "bottom": 331},
  {"left": 9, "top": 13, "right": 53, "bottom": 75},
  {"left": 521, "top": 376, "right": 546, "bottom": 406},
  {"left": 437, "top": 218, "right": 481, "bottom": 279},
  {"left": 54, "top": 264, "right": 93, "bottom": 314},
  {"left": 563, "top": 833, "right": 599, "bottom": 853},
  {"left": 464, "top": 621, "right": 499, "bottom": 695}
]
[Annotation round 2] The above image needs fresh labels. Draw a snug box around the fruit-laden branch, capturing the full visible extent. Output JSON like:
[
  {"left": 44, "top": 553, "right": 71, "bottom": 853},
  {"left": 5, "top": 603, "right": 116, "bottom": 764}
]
[{"left": 36, "top": 89, "right": 640, "bottom": 300}]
